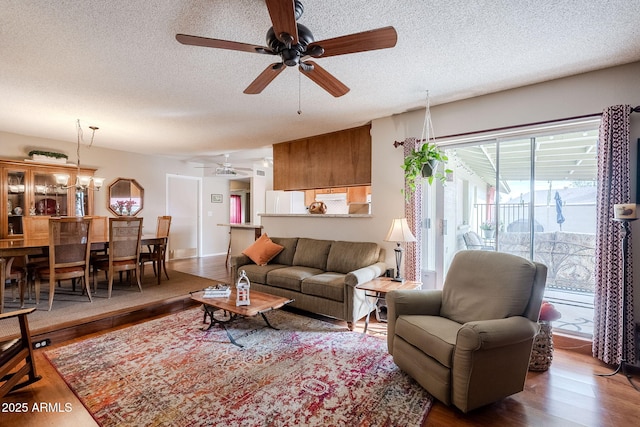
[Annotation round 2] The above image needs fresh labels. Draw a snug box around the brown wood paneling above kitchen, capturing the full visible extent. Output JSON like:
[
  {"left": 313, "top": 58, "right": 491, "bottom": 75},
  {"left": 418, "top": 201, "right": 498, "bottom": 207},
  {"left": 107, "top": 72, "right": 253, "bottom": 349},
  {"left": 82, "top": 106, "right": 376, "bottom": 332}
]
[{"left": 273, "top": 124, "right": 371, "bottom": 190}]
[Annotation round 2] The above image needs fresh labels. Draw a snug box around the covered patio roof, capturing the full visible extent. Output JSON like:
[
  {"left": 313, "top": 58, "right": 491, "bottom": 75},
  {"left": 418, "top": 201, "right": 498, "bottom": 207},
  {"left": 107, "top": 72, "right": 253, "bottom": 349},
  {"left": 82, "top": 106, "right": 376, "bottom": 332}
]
[{"left": 446, "top": 129, "right": 599, "bottom": 193}]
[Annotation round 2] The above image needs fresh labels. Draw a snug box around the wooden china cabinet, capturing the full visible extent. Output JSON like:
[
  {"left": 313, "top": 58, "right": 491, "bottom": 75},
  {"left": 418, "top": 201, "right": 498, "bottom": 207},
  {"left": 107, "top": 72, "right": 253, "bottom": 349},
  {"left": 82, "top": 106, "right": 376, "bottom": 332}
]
[{"left": 1, "top": 158, "right": 97, "bottom": 240}]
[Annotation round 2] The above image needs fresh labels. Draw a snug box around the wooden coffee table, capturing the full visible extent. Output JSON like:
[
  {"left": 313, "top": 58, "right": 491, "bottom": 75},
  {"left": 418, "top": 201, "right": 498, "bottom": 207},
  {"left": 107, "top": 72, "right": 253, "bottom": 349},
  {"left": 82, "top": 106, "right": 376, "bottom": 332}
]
[
  {"left": 190, "top": 288, "right": 293, "bottom": 347},
  {"left": 356, "top": 277, "right": 422, "bottom": 333}
]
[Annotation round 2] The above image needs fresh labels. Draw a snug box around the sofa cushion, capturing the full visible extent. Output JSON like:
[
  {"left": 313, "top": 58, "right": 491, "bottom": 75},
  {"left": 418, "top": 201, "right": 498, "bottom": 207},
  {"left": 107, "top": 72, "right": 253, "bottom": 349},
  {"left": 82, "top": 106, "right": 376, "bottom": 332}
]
[
  {"left": 395, "top": 315, "right": 462, "bottom": 368},
  {"left": 441, "top": 251, "right": 536, "bottom": 324},
  {"left": 325, "top": 241, "right": 380, "bottom": 274},
  {"left": 301, "top": 273, "right": 347, "bottom": 302},
  {"left": 239, "top": 263, "right": 288, "bottom": 284},
  {"left": 242, "top": 233, "right": 284, "bottom": 266},
  {"left": 267, "top": 266, "right": 324, "bottom": 292},
  {"left": 270, "top": 237, "right": 299, "bottom": 266},
  {"left": 292, "top": 238, "right": 333, "bottom": 270}
]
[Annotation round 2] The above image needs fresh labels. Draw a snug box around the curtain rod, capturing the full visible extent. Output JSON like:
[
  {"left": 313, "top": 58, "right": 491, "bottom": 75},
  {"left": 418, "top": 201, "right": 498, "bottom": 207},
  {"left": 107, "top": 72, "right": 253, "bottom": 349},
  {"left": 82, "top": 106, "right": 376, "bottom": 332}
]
[
  {"left": 393, "top": 113, "right": 601, "bottom": 148},
  {"left": 394, "top": 106, "right": 639, "bottom": 148}
]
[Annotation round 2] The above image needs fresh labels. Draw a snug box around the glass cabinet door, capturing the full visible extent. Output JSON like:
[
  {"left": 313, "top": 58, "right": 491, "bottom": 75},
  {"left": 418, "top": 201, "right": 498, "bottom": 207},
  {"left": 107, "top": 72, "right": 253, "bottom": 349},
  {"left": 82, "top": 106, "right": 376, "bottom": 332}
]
[
  {"left": 33, "top": 171, "right": 69, "bottom": 216},
  {"left": 7, "top": 169, "right": 26, "bottom": 235}
]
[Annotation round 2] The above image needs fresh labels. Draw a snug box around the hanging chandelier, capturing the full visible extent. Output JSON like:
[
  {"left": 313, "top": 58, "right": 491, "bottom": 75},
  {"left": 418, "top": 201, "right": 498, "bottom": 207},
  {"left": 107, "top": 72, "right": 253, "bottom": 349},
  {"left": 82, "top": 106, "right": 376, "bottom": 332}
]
[{"left": 53, "top": 119, "right": 105, "bottom": 191}]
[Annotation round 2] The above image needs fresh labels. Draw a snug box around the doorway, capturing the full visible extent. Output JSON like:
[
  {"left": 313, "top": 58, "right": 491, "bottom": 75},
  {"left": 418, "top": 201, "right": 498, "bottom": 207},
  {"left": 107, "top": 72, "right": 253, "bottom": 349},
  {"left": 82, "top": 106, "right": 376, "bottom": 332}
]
[
  {"left": 167, "top": 174, "right": 201, "bottom": 259},
  {"left": 425, "top": 125, "right": 599, "bottom": 338}
]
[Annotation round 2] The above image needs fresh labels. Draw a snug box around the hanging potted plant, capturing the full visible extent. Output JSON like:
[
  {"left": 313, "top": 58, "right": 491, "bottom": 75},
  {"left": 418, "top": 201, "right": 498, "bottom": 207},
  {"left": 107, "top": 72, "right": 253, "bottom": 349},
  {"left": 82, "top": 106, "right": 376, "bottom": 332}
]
[{"left": 401, "top": 141, "right": 451, "bottom": 199}]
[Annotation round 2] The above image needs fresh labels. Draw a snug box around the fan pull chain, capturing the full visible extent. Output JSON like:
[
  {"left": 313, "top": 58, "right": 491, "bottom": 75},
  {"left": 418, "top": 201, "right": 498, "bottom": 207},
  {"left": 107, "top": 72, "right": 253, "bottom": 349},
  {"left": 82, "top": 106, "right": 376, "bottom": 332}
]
[{"left": 297, "top": 72, "right": 302, "bottom": 115}]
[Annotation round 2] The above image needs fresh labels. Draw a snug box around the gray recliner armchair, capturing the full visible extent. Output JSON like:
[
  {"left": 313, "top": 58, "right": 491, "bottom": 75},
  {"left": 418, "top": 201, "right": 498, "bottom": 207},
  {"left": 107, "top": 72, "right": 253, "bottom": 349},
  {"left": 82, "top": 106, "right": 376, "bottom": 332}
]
[{"left": 386, "top": 250, "right": 547, "bottom": 413}]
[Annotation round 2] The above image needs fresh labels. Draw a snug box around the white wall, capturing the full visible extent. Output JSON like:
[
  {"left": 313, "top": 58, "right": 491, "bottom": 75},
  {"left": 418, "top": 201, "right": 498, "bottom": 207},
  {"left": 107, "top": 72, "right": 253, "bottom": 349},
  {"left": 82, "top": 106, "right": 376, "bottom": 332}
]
[
  {"left": 3, "top": 61, "right": 640, "bottom": 313},
  {"left": 0, "top": 131, "right": 234, "bottom": 256},
  {"left": 262, "top": 61, "right": 640, "bottom": 297}
]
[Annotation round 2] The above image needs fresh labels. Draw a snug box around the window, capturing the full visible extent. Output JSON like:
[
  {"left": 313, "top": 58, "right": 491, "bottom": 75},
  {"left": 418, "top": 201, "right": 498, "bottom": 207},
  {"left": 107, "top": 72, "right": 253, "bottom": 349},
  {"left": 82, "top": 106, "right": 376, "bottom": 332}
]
[{"left": 423, "top": 119, "right": 599, "bottom": 338}]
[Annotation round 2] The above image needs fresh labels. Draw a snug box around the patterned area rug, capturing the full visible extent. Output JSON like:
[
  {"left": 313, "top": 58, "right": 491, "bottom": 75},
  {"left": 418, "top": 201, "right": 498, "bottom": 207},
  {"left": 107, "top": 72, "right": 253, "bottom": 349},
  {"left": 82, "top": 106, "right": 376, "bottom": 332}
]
[{"left": 45, "top": 308, "right": 432, "bottom": 426}]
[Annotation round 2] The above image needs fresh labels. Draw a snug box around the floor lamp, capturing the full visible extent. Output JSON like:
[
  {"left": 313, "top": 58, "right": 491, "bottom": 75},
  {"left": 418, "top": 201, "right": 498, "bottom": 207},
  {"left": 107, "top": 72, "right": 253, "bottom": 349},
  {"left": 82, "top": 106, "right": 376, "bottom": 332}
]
[
  {"left": 597, "top": 216, "right": 639, "bottom": 391},
  {"left": 384, "top": 218, "right": 416, "bottom": 282}
]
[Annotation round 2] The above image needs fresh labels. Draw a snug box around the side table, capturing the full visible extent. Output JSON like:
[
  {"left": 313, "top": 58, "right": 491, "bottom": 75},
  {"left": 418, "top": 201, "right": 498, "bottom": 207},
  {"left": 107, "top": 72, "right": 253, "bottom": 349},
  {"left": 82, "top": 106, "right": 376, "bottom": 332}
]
[{"left": 356, "top": 277, "right": 421, "bottom": 333}]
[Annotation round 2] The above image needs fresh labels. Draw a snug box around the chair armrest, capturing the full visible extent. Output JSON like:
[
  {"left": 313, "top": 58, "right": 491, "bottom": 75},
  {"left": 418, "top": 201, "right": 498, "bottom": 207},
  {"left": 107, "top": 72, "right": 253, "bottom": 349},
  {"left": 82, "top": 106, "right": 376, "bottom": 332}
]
[
  {"left": 456, "top": 316, "right": 539, "bottom": 351},
  {"left": 0, "top": 307, "right": 36, "bottom": 321},
  {"left": 344, "top": 262, "right": 387, "bottom": 287},
  {"left": 230, "top": 254, "right": 253, "bottom": 282},
  {"left": 386, "top": 290, "right": 442, "bottom": 354},
  {"left": 387, "top": 289, "right": 442, "bottom": 317},
  {"left": 230, "top": 254, "right": 252, "bottom": 269}
]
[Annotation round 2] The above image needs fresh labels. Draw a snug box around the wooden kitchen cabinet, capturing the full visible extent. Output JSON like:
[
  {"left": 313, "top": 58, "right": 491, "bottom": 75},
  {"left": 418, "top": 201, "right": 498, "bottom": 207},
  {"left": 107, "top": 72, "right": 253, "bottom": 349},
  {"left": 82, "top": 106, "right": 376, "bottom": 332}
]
[
  {"left": 1, "top": 159, "right": 97, "bottom": 239},
  {"left": 304, "top": 185, "right": 371, "bottom": 207},
  {"left": 273, "top": 125, "right": 371, "bottom": 191}
]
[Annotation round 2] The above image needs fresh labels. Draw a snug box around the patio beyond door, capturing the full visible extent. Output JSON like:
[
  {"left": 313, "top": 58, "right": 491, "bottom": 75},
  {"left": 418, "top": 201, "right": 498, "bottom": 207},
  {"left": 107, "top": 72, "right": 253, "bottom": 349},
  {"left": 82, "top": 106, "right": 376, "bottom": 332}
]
[{"left": 426, "top": 127, "right": 599, "bottom": 338}]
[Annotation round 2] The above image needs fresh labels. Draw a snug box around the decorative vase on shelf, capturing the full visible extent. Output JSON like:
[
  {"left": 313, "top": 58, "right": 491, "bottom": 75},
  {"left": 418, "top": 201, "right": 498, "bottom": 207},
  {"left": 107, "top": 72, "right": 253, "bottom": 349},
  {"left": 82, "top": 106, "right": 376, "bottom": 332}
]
[{"left": 529, "top": 321, "right": 554, "bottom": 371}]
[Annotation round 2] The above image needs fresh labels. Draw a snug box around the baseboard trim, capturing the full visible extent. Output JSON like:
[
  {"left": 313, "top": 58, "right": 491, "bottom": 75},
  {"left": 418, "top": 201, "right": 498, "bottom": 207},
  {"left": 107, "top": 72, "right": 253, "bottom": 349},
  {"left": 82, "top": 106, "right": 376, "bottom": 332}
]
[
  {"left": 32, "top": 297, "right": 201, "bottom": 346},
  {"left": 553, "top": 332, "right": 593, "bottom": 356}
]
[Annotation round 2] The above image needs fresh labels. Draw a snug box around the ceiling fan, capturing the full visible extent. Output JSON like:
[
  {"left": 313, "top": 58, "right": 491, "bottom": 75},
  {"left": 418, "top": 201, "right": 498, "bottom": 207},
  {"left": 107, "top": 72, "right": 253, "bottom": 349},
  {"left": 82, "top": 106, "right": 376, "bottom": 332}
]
[
  {"left": 196, "top": 154, "right": 253, "bottom": 177},
  {"left": 176, "top": 0, "right": 397, "bottom": 97}
]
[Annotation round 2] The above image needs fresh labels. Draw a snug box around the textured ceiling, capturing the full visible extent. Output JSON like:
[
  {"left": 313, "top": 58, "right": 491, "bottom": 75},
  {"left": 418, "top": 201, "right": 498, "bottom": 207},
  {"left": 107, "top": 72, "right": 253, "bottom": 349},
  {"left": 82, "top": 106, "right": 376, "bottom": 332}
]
[{"left": 1, "top": 0, "right": 639, "bottom": 166}]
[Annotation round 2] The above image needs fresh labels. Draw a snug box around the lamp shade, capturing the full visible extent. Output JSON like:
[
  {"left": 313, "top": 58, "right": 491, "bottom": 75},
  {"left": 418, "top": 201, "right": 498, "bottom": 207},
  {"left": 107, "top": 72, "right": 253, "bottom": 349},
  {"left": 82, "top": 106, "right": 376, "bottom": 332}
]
[
  {"left": 384, "top": 218, "right": 417, "bottom": 243},
  {"left": 92, "top": 177, "right": 105, "bottom": 189},
  {"left": 77, "top": 175, "right": 92, "bottom": 187},
  {"left": 54, "top": 173, "right": 70, "bottom": 186}
]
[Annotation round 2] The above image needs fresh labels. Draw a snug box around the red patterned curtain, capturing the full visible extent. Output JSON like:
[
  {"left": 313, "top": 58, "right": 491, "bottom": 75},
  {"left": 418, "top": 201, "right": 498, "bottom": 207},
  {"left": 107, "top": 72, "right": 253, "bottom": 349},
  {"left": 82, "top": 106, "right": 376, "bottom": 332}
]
[
  {"left": 230, "top": 195, "right": 242, "bottom": 224},
  {"left": 403, "top": 137, "right": 422, "bottom": 282},
  {"left": 593, "top": 104, "right": 635, "bottom": 364}
]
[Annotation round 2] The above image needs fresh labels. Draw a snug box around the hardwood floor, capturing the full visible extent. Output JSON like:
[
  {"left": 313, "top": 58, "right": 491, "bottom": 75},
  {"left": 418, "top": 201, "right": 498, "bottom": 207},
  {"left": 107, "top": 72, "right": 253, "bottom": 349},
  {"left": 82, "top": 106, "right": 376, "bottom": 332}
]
[{"left": 3, "top": 256, "right": 640, "bottom": 426}]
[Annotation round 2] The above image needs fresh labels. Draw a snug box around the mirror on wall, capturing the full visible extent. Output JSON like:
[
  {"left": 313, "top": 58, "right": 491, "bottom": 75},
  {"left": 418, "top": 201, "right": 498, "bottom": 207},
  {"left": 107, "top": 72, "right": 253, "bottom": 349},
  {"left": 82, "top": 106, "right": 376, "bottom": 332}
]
[{"left": 107, "top": 178, "right": 144, "bottom": 216}]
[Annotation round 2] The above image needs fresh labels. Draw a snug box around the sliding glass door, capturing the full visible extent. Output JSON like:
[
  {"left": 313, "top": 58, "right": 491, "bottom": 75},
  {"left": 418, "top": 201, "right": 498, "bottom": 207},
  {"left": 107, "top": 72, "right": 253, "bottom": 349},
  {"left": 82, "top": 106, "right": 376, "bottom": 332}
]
[{"left": 424, "top": 126, "right": 598, "bottom": 338}]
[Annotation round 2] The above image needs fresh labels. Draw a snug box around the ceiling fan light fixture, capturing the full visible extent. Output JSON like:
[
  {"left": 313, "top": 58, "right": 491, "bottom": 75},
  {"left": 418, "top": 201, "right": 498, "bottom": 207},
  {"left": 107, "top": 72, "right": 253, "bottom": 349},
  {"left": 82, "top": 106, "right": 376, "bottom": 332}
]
[{"left": 215, "top": 167, "right": 237, "bottom": 176}]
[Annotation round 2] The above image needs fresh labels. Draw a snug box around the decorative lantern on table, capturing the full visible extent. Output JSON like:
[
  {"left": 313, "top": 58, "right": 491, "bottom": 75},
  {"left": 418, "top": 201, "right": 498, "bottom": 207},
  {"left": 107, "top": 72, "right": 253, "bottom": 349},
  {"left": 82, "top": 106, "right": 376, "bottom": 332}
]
[
  {"left": 236, "top": 270, "right": 251, "bottom": 306},
  {"left": 529, "top": 301, "right": 562, "bottom": 371}
]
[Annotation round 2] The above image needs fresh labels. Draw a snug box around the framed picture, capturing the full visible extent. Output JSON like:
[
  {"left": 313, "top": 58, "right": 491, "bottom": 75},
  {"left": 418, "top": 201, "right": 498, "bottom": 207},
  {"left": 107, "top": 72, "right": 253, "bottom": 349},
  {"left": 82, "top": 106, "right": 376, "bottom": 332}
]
[{"left": 211, "top": 194, "right": 223, "bottom": 203}]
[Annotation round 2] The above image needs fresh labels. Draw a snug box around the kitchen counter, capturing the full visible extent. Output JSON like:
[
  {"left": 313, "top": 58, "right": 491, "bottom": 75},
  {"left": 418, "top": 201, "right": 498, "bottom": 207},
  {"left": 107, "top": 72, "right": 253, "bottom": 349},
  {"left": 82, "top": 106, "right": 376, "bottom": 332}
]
[{"left": 259, "top": 214, "right": 373, "bottom": 218}]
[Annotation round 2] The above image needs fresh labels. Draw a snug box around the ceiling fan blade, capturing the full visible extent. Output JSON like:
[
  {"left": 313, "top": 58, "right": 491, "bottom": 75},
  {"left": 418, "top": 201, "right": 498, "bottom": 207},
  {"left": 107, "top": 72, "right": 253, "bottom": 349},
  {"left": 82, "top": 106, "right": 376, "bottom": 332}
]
[
  {"left": 176, "top": 34, "right": 272, "bottom": 54},
  {"left": 244, "top": 63, "right": 286, "bottom": 94},
  {"left": 299, "top": 61, "right": 349, "bottom": 97},
  {"left": 265, "top": 0, "right": 298, "bottom": 45},
  {"left": 307, "top": 26, "right": 397, "bottom": 58}
]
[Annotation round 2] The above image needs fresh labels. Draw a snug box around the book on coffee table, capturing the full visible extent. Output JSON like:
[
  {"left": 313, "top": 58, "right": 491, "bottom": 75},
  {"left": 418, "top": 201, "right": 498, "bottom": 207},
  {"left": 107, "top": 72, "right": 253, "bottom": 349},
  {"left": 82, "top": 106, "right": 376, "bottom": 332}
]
[{"left": 203, "top": 284, "right": 231, "bottom": 298}]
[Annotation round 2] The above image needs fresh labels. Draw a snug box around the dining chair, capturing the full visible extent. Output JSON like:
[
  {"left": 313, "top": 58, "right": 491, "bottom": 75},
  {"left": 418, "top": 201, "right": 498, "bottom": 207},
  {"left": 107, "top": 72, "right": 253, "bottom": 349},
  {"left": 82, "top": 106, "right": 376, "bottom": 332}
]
[
  {"left": 0, "top": 307, "right": 41, "bottom": 398},
  {"left": 21, "top": 216, "right": 51, "bottom": 302},
  {"left": 139, "top": 215, "right": 171, "bottom": 284},
  {"left": 1, "top": 257, "right": 26, "bottom": 314},
  {"left": 34, "top": 217, "right": 93, "bottom": 311},
  {"left": 93, "top": 217, "right": 143, "bottom": 298}
]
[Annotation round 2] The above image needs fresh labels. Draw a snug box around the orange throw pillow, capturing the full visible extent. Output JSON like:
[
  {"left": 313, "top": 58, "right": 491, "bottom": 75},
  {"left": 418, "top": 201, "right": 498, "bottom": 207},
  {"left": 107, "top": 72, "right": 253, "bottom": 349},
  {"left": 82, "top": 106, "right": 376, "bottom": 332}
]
[{"left": 242, "top": 233, "right": 284, "bottom": 266}]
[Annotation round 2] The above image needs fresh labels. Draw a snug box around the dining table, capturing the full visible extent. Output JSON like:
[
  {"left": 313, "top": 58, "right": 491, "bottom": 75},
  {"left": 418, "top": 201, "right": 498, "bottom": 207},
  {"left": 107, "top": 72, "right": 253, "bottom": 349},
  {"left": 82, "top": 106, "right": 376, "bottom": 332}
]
[{"left": 0, "top": 235, "right": 167, "bottom": 313}]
